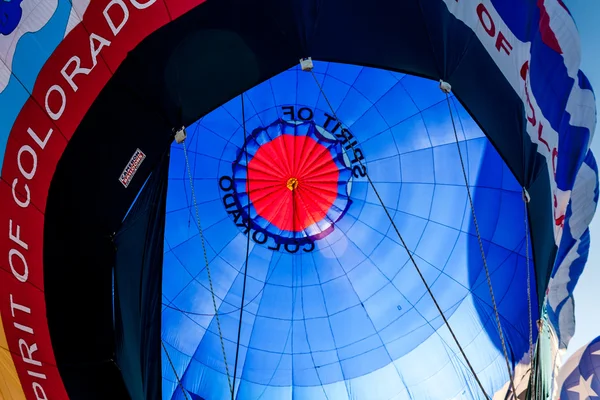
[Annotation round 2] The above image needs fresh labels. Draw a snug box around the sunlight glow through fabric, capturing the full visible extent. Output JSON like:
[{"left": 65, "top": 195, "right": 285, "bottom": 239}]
[{"left": 162, "top": 62, "right": 537, "bottom": 400}]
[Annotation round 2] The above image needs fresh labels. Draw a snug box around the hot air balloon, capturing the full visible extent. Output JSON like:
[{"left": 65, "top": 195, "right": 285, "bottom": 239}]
[
  {"left": 0, "top": 1, "right": 597, "bottom": 400},
  {"left": 553, "top": 336, "right": 600, "bottom": 400}
]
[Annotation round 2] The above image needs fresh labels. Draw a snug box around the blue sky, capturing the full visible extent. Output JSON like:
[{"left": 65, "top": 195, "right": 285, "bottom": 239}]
[{"left": 563, "top": 0, "right": 600, "bottom": 360}]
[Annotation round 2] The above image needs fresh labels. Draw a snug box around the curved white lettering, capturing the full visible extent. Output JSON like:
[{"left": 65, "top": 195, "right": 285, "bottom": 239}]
[
  {"left": 17, "top": 145, "right": 37, "bottom": 180},
  {"left": 130, "top": 0, "right": 156, "bottom": 10},
  {"left": 90, "top": 33, "right": 111, "bottom": 68},
  {"left": 12, "top": 179, "right": 30, "bottom": 208},
  {"left": 61, "top": 56, "right": 92, "bottom": 92},
  {"left": 104, "top": 0, "right": 130, "bottom": 35},
  {"left": 45, "top": 85, "right": 66, "bottom": 121},
  {"left": 9, "top": 248, "right": 28, "bottom": 283}
]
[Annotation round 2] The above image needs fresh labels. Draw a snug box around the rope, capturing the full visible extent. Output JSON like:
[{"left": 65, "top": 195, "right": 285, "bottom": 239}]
[
  {"left": 534, "top": 329, "right": 542, "bottom": 400},
  {"left": 232, "top": 93, "right": 251, "bottom": 400},
  {"left": 309, "top": 69, "right": 491, "bottom": 400},
  {"left": 182, "top": 139, "right": 234, "bottom": 395},
  {"left": 161, "top": 340, "right": 190, "bottom": 400},
  {"left": 443, "top": 92, "right": 517, "bottom": 400},
  {"left": 523, "top": 189, "right": 535, "bottom": 399}
]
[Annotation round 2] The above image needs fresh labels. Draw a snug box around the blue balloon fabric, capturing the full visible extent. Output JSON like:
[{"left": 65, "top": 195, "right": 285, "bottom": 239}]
[
  {"left": 161, "top": 62, "right": 538, "bottom": 400},
  {"left": 0, "top": 0, "right": 23, "bottom": 36}
]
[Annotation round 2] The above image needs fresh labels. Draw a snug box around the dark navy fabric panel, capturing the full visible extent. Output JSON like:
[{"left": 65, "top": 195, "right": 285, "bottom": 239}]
[{"left": 114, "top": 151, "right": 170, "bottom": 400}]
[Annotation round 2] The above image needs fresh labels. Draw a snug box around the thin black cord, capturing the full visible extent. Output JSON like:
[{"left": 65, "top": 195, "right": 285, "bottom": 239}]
[
  {"left": 162, "top": 340, "right": 190, "bottom": 400},
  {"left": 232, "top": 93, "right": 251, "bottom": 400},
  {"left": 524, "top": 190, "right": 535, "bottom": 399},
  {"left": 443, "top": 92, "right": 517, "bottom": 400},
  {"left": 309, "top": 70, "right": 491, "bottom": 400}
]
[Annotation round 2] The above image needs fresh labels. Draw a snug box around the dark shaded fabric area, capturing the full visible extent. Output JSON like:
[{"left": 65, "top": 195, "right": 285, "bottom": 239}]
[
  {"left": 44, "top": 68, "right": 174, "bottom": 399},
  {"left": 113, "top": 150, "right": 170, "bottom": 400}
]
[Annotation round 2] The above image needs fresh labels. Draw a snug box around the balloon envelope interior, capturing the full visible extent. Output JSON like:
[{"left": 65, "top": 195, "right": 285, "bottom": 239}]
[{"left": 161, "top": 62, "right": 536, "bottom": 400}]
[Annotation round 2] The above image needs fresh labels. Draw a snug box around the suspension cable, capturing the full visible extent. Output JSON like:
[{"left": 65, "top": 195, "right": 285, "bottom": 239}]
[
  {"left": 182, "top": 139, "right": 234, "bottom": 395},
  {"left": 161, "top": 340, "right": 190, "bottom": 400},
  {"left": 232, "top": 93, "right": 252, "bottom": 400},
  {"left": 307, "top": 67, "right": 491, "bottom": 400},
  {"left": 441, "top": 85, "right": 517, "bottom": 400},
  {"left": 523, "top": 188, "right": 535, "bottom": 399}
]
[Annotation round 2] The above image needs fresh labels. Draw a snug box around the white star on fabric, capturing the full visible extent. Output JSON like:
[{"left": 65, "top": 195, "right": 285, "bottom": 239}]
[
  {"left": 591, "top": 349, "right": 600, "bottom": 356},
  {"left": 568, "top": 375, "right": 598, "bottom": 399}
]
